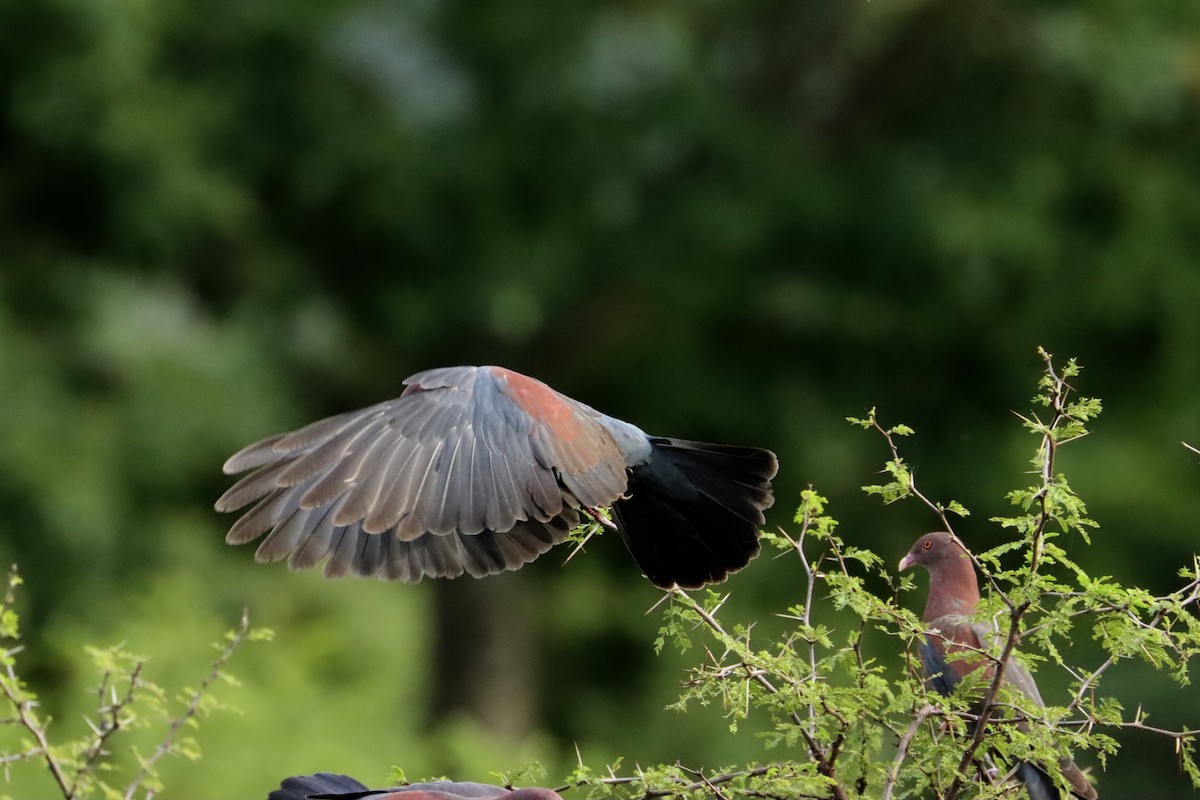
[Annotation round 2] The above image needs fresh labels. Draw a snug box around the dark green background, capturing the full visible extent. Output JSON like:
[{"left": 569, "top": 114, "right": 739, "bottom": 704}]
[{"left": 1, "top": 0, "right": 1198, "bottom": 797}]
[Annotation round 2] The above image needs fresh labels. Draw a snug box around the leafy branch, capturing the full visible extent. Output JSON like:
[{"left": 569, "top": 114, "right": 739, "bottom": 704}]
[
  {"left": 0, "top": 569, "right": 268, "bottom": 799},
  {"left": 946, "top": 349, "right": 1098, "bottom": 800},
  {"left": 121, "top": 608, "right": 256, "bottom": 800},
  {"left": 569, "top": 350, "right": 1198, "bottom": 799}
]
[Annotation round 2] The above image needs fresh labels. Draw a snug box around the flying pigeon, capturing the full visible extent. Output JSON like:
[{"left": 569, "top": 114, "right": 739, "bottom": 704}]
[{"left": 217, "top": 365, "right": 777, "bottom": 589}]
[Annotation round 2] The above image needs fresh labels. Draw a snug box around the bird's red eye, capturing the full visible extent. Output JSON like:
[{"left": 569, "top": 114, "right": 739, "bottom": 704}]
[{"left": 922, "top": 539, "right": 932, "bottom": 550}]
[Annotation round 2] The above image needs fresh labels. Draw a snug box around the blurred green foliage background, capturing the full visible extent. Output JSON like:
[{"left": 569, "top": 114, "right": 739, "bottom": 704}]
[{"left": 1, "top": 0, "right": 1199, "bottom": 796}]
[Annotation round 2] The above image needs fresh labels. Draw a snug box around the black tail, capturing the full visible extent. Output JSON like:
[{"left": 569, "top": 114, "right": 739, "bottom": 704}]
[
  {"left": 269, "top": 773, "right": 378, "bottom": 800},
  {"left": 1016, "top": 759, "right": 1097, "bottom": 800},
  {"left": 609, "top": 438, "right": 777, "bottom": 588},
  {"left": 1016, "top": 761, "right": 1057, "bottom": 800}
]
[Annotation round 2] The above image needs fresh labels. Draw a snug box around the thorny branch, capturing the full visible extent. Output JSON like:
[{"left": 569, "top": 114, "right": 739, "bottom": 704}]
[
  {"left": 945, "top": 614, "right": 1027, "bottom": 800},
  {"left": 1009, "top": 348, "right": 1090, "bottom": 570},
  {"left": 0, "top": 568, "right": 255, "bottom": 800},
  {"left": 558, "top": 765, "right": 794, "bottom": 800},
  {"left": 866, "top": 414, "right": 1015, "bottom": 613},
  {"left": 1, "top": 643, "right": 72, "bottom": 796},
  {"left": 679, "top": 592, "right": 852, "bottom": 800},
  {"left": 773, "top": 500, "right": 821, "bottom": 730},
  {"left": 70, "top": 660, "right": 147, "bottom": 797},
  {"left": 944, "top": 349, "right": 1076, "bottom": 800},
  {"left": 865, "top": 414, "right": 958, "bottom": 538},
  {"left": 0, "top": 565, "right": 72, "bottom": 796},
  {"left": 122, "top": 607, "right": 252, "bottom": 800},
  {"left": 583, "top": 352, "right": 1198, "bottom": 800},
  {"left": 1064, "top": 575, "right": 1200, "bottom": 717},
  {"left": 881, "top": 704, "right": 939, "bottom": 800}
]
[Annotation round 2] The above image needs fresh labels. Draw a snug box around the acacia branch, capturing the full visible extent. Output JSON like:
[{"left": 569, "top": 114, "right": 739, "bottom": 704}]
[
  {"left": 944, "top": 607, "right": 1028, "bottom": 800},
  {"left": 1, "top": 650, "right": 72, "bottom": 796},
  {"left": 1027, "top": 347, "right": 1073, "bottom": 575},
  {"left": 775, "top": 498, "right": 823, "bottom": 731},
  {"left": 1119, "top": 719, "right": 1200, "bottom": 739},
  {"left": 797, "top": 517, "right": 820, "bottom": 725},
  {"left": 564, "top": 764, "right": 834, "bottom": 800},
  {"left": 0, "top": 746, "right": 47, "bottom": 767},
  {"left": 881, "top": 704, "right": 939, "bottom": 800},
  {"left": 679, "top": 593, "right": 851, "bottom": 800},
  {"left": 1055, "top": 577, "right": 1198, "bottom": 724},
  {"left": 121, "top": 608, "right": 251, "bottom": 800},
  {"left": 866, "top": 416, "right": 959, "bottom": 537},
  {"left": 69, "top": 661, "right": 145, "bottom": 797},
  {"left": 944, "top": 352, "right": 1079, "bottom": 799},
  {"left": 868, "top": 416, "right": 1014, "bottom": 612}
]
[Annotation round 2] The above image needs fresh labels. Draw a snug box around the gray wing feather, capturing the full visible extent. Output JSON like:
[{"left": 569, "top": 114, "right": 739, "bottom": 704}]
[
  {"left": 333, "top": 435, "right": 404, "bottom": 525},
  {"left": 398, "top": 439, "right": 446, "bottom": 539},
  {"left": 364, "top": 440, "right": 425, "bottom": 534},
  {"left": 250, "top": 494, "right": 306, "bottom": 558},
  {"left": 287, "top": 512, "right": 338, "bottom": 569},
  {"left": 218, "top": 366, "right": 620, "bottom": 582},
  {"left": 226, "top": 490, "right": 294, "bottom": 545},
  {"left": 274, "top": 412, "right": 383, "bottom": 488},
  {"left": 217, "top": 459, "right": 295, "bottom": 514},
  {"left": 970, "top": 622, "right": 1047, "bottom": 707},
  {"left": 355, "top": 528, "right": 387, "bottom": 575}
]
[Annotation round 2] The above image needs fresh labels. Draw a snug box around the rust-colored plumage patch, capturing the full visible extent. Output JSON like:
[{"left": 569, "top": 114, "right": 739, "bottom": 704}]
[{"left": 491, "top": 367, "right": 584, "bottom": 443}]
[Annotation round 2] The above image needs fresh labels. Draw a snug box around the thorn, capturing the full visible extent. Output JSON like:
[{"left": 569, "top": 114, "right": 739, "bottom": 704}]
[
  {"left": 562, "top": 526, "right": 597, "bottom": 565},
  {"left": 645, "top": 591, "right": 675, "bottom": 616}
]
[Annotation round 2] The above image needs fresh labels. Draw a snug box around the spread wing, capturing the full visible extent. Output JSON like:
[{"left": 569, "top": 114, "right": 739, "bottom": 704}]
[{"left": 216, "top": 366, "right": 628, "bottom": 581}]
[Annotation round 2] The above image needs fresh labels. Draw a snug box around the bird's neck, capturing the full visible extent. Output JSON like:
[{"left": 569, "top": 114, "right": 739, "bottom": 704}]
[{"left": 923, "top": 558, "right": 981, "bottom": 622}]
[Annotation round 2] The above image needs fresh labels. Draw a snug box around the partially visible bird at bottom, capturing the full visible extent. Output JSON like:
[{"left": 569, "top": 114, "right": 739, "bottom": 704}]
[
  {"left": 268, "top": 773, "right": 564, "bottom": 800},
  {"left": 899, "top": 532, "right": 1098, "bottom": 800},
  {"left": 217, "top": 365, "right": 778, "bottom": 589}
]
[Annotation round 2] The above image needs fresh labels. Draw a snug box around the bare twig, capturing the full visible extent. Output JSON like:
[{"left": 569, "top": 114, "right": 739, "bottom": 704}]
[
  {"left": 866, "top": 416, "right": 958, "bottom": 537},
  {"left": 1119, "top": 718, "right": 1200, "bottom": 739},
  {"left": 882, "top": 704, "right": 939, "bottom": 800},
  {"left": 0, "top": 747, "right": 48, "bottom": 767}
]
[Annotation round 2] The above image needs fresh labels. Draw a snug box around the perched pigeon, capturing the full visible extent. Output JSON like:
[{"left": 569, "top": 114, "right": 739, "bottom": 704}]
[{"left": 899, "top": 532, "right": 1098, "bottom": 800}]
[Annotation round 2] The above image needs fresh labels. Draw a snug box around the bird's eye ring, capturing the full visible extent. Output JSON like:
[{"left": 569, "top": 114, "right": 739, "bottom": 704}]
[{"left": 922, "top": 539, "right": 933, "bottom": 550}]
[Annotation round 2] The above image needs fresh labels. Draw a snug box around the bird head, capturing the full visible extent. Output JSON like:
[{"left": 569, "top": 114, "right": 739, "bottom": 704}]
[{"left": 898, "top": 531, "right": 968, "bottom": 573}]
